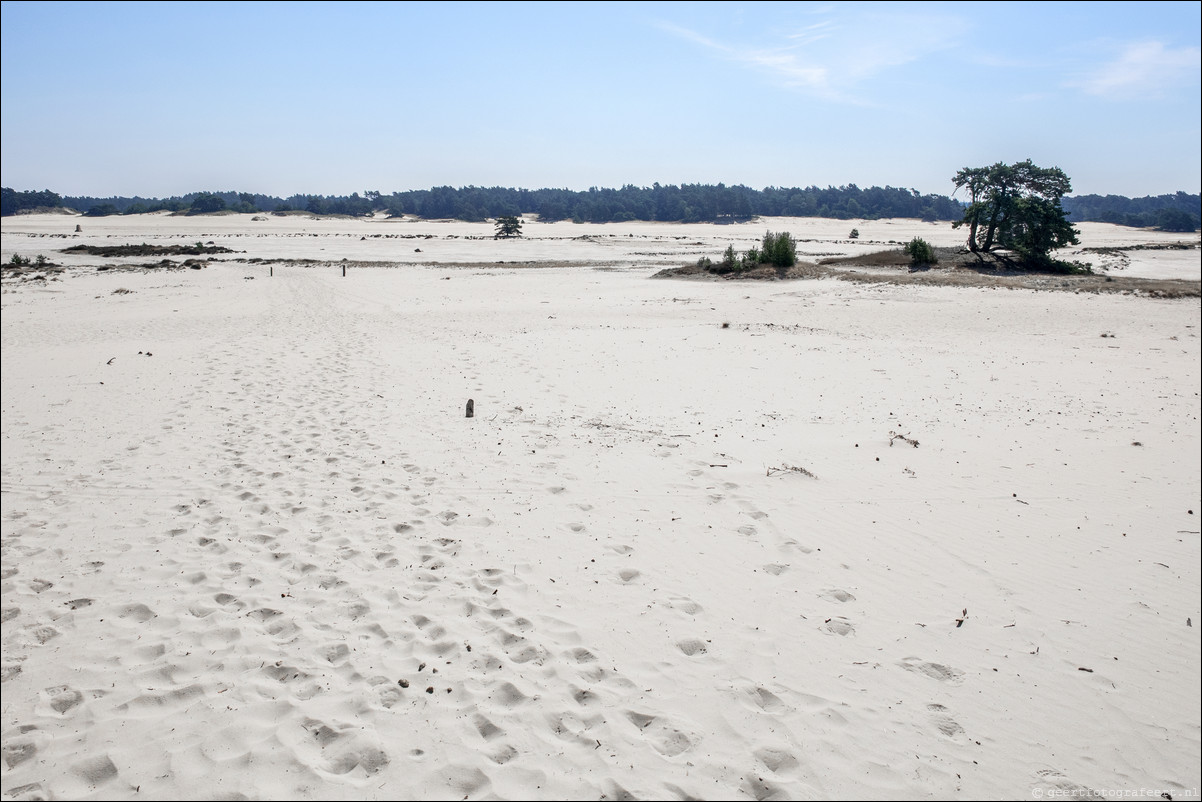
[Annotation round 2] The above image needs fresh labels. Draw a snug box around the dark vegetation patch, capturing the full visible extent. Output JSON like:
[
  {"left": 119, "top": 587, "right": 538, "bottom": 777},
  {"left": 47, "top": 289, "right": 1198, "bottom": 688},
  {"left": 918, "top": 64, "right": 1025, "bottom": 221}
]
[
  {"left": 3, "top": 253, "right": 65, "bottom": 284},
  {"left": 94, "top": 259, "right": 210, "bottom": 272},
  {"left": 62, "top": 243, "right": 239, "bottom": 257},
  {"left": 820, "top": 247, "right": 1092, "bottom": 274},
  {"left": 1082, "top": 241, "right": 1199, "bottom": 255},
  {"left": 655, "top": 247, "right": 1199, "bottom": 298}
]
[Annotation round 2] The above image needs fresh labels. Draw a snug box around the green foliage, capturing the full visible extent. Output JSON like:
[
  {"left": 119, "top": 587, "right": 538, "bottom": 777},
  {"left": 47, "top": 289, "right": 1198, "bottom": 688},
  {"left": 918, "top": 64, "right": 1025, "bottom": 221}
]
[
  {"left": 703, "top": 245, "right": 746, "bottom": 274},
  {"left": 760, "top": 230, "right": 797, "bottom": 267},
  {"left": 952, "top": 160, "right": 1079, "bottom": 264},
  {"left": 848, "top": 228, "right": 859, "bottom": 239},
  {"left": 903, "top": 237, "right": 938, "bottom": 265},
  {"left": 9, "top": 253, "right": 31, "bottom": 266},
  {"left": 696, "top": 232, "right": 794, "bottom": 274},
  {"left": 85, "top": 204, "right": 120, "bottom": 217},
  {"left": 1061, "top": 192, "right": 1200, "bottom": 229},
  {"left": 308, "top": 183, "right": 966, "bottom": 224},
  {"left": 231, "top": 193, "right": 259, "bottom": 213},
  {"left": 494, "top": 215, "right": 523, "bottom": 238},
  {"left": 1, "top": 188, "right": 63, "bottom": 216},
  {"left": 721, "top": 244, "right": 738, "bottom": 271},
  {"left": 189, "top": 192, "right": 227, "bottom": 214},
  {"left": 1155, "top": 208, "right": 1199, "bottom": 232},
  {"left": 23, "top": 184, "right": 1196, "bottom": 228},
  {"left": 997, "top": 196, "right": 1079, "bottom": 262}
]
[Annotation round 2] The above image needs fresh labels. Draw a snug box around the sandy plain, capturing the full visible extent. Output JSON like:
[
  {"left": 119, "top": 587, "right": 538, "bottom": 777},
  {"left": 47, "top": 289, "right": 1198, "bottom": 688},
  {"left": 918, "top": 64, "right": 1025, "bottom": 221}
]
[{"left": 2, "top": 212, "right": 1200, "bottom": 801}]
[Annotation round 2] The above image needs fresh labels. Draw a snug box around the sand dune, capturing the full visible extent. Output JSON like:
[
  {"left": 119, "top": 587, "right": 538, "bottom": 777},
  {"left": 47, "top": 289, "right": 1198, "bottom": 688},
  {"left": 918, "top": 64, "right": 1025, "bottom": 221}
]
[{"left": 2, "top": 214, "right": 1199, "bottom": 800}]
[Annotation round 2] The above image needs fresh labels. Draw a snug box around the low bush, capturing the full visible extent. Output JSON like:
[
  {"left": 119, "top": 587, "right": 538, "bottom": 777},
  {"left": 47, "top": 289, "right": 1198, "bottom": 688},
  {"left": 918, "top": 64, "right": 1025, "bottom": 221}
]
[
  {"left": 903, "top": 237, "right": 938, "bottom": 265},
  {"left": 761, "top": 230, "right": 797, "bottom": 267}
]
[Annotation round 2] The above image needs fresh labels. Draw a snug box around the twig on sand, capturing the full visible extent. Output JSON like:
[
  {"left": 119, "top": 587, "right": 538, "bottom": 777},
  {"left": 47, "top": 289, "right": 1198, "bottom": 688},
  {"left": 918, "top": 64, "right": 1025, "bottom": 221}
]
[
  {"left": 766, "top": 464, "right": 817, "bottom": 479},
  {"left": 889, "top": 431, "right": 919, "bottom": 448}
]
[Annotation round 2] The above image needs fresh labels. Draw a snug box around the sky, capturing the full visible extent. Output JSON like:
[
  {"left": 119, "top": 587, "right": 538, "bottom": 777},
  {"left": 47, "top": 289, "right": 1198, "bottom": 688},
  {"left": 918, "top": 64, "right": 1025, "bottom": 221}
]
[{"left": 1, "top": 1, "right": 1199, "bottom": 199}]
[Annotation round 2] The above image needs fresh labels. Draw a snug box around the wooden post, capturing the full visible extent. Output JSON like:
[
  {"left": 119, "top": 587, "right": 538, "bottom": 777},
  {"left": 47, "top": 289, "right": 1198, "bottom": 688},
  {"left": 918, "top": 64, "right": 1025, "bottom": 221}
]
[
  {"left": 270, "top": 265, "right": 273, "bottom": 277},
  {"left": 465, "top": 399, "right": 474, "bottom": 418},
  {"left": 342, "top": 265, "right": 346, "bottom": 277}
]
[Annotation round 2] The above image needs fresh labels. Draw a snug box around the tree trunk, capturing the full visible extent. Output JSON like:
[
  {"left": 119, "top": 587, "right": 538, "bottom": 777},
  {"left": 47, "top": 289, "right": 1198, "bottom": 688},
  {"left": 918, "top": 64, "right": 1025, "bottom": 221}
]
[{"left": 982, "top": 205, "right": 1003, "bottom": 251}]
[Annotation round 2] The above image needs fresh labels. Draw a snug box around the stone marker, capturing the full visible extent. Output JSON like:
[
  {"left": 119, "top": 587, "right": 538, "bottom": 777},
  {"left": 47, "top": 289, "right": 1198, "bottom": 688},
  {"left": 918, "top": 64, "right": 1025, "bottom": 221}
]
[{"left": 466, "top": 399, "right": 475, "bottom": 418}]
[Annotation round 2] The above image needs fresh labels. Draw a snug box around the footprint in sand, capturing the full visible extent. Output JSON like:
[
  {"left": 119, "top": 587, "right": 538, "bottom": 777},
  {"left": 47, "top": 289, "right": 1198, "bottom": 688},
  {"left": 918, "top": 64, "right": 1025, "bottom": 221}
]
[
  {"left": 744, "top": 685, "right": 787, "bottom": 713},
  {"left": 623, "top": 711, "right": 696, "bottom": 756},
  {"left": 70, "top": 754, "right": 121, "bottom": 788},
  {"left": 118, "top": 603, "right": 156, "bottom": 622},
  {"left": 488, "top": 744, "right": 519, "bottom": 765},
  {"left": 488, "top": 681, "right": 530, "bottom": 707},
  {"left": 744, "top": 773, "right": 790, "bottom": 802},
  {"left": 474, "top": 714, "right": 505, "bottom": 740},
  {"left": 661, "top": 596, "right": 703, "bottom": 615},
  {"left": 821, "top": 617, "right": 855, "bottom": 636},
  {"left": 927, "top": 703, "right": 966, "bottom": 738},
  {"left": 39, "top": 685, "right": 84, "bottom": 715},
  {"left": 898, "top": 657, "right": 966, "bottom": 684},
  {"left": 3, "top": 730, "right": 49, "bottom": 770},
  {"left": 755, "top": 747, "right": 801, "bottom": 775}
]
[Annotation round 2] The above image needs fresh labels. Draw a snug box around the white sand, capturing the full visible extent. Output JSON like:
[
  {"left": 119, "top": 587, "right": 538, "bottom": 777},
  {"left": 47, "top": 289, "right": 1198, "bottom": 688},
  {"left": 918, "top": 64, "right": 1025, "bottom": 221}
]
[
  {"left": 5, "top": 212, "right": 1199, "bottom": 279},
  {"left": 2, "top": 214, "right": 1200, "bottom": 800}
]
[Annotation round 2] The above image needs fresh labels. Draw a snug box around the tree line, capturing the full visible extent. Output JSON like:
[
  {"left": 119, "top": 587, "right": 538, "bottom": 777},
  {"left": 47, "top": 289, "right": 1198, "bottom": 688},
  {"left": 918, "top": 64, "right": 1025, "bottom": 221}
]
[
  {"left": 3, "top": 183, "right": 1198, "bottom": 231},
  {"left": 1061, "top": 192, "right": 1200, "bottom": 232}
]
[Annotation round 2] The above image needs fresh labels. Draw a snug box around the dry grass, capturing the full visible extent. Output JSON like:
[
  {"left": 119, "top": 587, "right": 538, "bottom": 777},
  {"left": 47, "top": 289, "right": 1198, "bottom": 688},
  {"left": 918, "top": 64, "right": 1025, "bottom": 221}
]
[
  {"left": 655, "top": 248, "right": 1201, "bottom": 298},
  {"left": 766, "top": 464, "right": 818, "bottom": 479}
]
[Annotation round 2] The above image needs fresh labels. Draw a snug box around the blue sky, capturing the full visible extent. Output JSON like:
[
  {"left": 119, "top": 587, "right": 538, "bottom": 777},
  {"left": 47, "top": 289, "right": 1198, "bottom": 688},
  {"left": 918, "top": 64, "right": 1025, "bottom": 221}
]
[{"left": 2, "top": 1, "right": 1199, "bottom": 199}]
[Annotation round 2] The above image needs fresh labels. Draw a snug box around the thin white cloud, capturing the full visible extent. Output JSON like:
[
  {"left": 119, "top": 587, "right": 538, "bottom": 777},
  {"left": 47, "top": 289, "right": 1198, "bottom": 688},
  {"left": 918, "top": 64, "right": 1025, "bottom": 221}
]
[
  {"left": 656, "top": 21, "right": 835, "bottom": 96},
  {"left": 785, "top": 20, "right": 836, "bottom": 47},
  {"left": 656, "top": 10, "right": 968, "bottom": 104},
  {"left": 1074, "top": 41, "right": 1201, "bottom": 99}
]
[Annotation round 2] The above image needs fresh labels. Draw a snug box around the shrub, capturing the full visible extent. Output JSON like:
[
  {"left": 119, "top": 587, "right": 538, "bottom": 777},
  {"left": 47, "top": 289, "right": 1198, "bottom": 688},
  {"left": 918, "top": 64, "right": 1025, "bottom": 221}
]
[
  {"left": 903, "top": 237, "right": 938, "bottom": 265},
  {"left": 849, "top": 228, "right": 860, "bottom": 239},
  {"left": 760, "top": 230, "right": 797, "bottom": 267},
  {"left": 720, "top": 244, "right": 738, "bottom": 271}
]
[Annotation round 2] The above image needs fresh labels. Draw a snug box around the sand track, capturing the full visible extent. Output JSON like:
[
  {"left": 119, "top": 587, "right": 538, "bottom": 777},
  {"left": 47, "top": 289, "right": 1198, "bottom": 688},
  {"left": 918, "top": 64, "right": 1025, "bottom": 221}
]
[{"left": 2, "top": 218, "right": 1200, "bottom": 800}]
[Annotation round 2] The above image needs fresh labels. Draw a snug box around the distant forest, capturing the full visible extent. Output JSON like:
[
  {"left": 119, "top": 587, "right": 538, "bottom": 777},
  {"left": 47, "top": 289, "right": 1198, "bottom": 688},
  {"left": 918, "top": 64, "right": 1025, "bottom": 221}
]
[{"left": 3, "top": 184, "right": 1199, "bottom": 231}]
